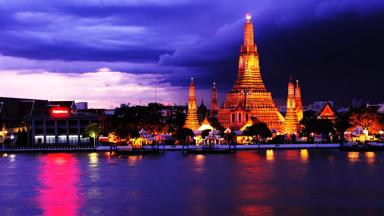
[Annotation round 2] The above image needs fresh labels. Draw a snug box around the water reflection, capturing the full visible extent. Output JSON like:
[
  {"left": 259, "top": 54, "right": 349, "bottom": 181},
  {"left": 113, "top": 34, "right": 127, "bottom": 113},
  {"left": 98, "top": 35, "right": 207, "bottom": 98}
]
[
  {"left": 38, "top": 153, "right": 81, "bottom": 216},
  {"left": 348, "top": 152, "right": 359, "bottom": 163},
  {"left": 88, "top": 152, "right": 98, "bottom": 167},
  {"left": 300, "top": 149, "right": 309, "bottom": 162},
  {"left": 127, "top": 155, "right": 143, "bottom": 166},
  {"left": 194, "top": 154, "right": 205, "bottom": 173},
  {"left": 235, "top": 152, "right": 274, "bottom": 215},
  {"left": 266, "top": 150, "right": 274, "bottom": 161},
  {"left": 365, "top": 152, "right": 375, "bottom": 165}
]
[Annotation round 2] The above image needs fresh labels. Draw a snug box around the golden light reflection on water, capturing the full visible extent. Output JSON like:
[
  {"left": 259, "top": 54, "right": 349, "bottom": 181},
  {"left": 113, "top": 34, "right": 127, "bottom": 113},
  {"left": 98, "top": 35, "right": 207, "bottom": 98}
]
[
  {"left": 88, "top": 152, "right": 98, "bottom": 167},
  {"left": 300, "top": 149, "right": 309, "bottom": 162},
  {"left": 128, "top": 155, "right": 142, "bottom": 166},
  {"left": 194, "top": 154, "right": 205, "bottom": 173},
  {"left": 365, "top": 152, "right": 375, "bottom": 165},
  {"left": 348, "top": 152, "right": 359, "bottom": 163},
  {"left": 266, "top": 150, "right": 274, "bottom": 161}
]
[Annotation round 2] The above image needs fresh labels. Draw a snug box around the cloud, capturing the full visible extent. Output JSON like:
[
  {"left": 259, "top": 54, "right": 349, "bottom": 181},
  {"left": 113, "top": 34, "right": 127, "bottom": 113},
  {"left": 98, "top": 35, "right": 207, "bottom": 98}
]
[{"left": 0, "top": 68, "right": 184, "bottom": 108}]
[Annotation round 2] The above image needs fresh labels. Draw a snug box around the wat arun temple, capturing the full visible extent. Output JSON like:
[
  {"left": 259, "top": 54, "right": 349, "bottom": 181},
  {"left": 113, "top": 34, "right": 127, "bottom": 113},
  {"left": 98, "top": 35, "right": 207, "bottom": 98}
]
[
  {"left": 218, "top": 15, "right": 285, "bottom": 132},
  {"left": 184, "top": 15, "right": 303, "bottom": 134}
]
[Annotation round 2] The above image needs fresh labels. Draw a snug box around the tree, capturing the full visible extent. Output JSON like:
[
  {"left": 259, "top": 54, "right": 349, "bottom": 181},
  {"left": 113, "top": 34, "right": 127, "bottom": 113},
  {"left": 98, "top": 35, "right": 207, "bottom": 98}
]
[
  {"left": 335, "top": 111, "right": 352, "bottom": 141},
  {"left": 208, "top": 117, "right": 225, "bottom": 132},
  {"left": 201, "top": 129, "right": 211, "bottom": 139},
  {"left": 303, "top": 119, "right": 335, "bottom": 135},
  {"left": 174, "top": 128, "right": 195, "bottom": 144},
  {"left": 348, "top": 110, "right": 384, "bottom": 134},
  {"left": 83, "top": 123, "right": 102, "bottom": 142},
  {"left": 243, "top": 123, "right": 272, "bottom": 138},
  {"left": 300, "top": 110, "right": 318, "bottom": 137}
]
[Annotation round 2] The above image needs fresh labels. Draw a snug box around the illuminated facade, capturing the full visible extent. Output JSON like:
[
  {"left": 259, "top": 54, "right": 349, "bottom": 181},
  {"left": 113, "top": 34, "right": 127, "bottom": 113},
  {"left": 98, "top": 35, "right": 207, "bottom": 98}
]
[
  {"left": 295, "top": 80, "right": 303, "bottom": 122},
  {"left": 218, "top": 15, "right": 284, "bottom": 131},
  {"left": 184, "top": 78, "right": 200, "bottom": 130},
  {"left": 284, "top": 78, "right": 299, "bottom": 134},
  {"left": 210, "top": 82, "right": 220, "bottom": 117}
]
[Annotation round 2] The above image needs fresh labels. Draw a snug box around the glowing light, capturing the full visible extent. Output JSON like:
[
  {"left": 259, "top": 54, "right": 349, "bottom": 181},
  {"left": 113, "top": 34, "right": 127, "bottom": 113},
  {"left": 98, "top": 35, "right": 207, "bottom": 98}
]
[
  {"left": 194, "top": 154, "right": 205, "bottom": 173},
  {"left": 365, "top": 152, "right": 375, "bottom": 165},
  {"left": 348, "top": 152, "right": 359, "bottom": 163},
  {"left": 50, "top": 106, "right": 70, "bottom": 118},
  {"left": 38, "top": 153, "right": 81, "bottom": 215},
  {"left": 266, "top": 150, "right": 274, "bottom": 161},
  {"left": 246, "top": 14, "right": 252, "bottom": 21},
  {"left": 88, "top": 152, "right": 98, "bottom": 167},
  {"left": 196, "top": 154, "right": 205, "bottom": 160},
  {"left": 97, "top": 67, "right": 111, "bottom": 72},
  {"left": 300, "top": 149, "right": 308, "bottom": 161},
  {"left": 9, "top": 154, "right": 16, "bottom": 162}
]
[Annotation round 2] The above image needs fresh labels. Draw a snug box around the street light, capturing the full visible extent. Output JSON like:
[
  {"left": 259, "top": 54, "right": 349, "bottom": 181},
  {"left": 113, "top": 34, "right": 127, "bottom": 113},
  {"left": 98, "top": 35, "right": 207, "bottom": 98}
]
[
  {"left": 90, "top": 132, "right": 96, "bottom": 149},
  {"left": 10, "top": 134, "right": 15, "bottom": 146}
]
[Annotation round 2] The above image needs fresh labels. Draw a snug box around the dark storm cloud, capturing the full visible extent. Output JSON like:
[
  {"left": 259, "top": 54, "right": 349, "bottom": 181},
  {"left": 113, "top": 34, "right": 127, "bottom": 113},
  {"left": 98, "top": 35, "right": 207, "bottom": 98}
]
[{"left": 0, "top": 0, "right": 384, "bottom": 106}]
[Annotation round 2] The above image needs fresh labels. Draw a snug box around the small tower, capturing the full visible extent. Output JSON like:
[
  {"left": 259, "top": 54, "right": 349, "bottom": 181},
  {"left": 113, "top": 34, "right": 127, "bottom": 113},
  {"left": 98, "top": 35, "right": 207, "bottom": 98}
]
[
  {"left": 184, "top": 78, "right": 200, "bottom": 130},
  {"left": 284, "top": 77, "right": 299, "bottom": 134},
  {"left": 295, "top": 80, "right": 303, "bottom": 122},
  {"left": 197, "top": 97, "right": 208, "bottom": 123},
  {"left": 210, "top": 82, "right": 219, "bottom": 117}
]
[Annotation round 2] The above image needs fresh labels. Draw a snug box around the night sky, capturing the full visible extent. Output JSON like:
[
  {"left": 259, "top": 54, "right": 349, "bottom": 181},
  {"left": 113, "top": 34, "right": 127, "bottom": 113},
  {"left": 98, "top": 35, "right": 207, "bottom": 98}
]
[{"left": 0, "top": 0, "right": 383, "bottom": 108}]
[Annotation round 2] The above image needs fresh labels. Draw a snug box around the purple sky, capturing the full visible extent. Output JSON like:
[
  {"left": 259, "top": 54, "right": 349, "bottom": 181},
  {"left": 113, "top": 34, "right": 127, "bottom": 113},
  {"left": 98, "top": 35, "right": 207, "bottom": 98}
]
[{"left": 0, "top": 0, "right": 384, "bottom": 108}]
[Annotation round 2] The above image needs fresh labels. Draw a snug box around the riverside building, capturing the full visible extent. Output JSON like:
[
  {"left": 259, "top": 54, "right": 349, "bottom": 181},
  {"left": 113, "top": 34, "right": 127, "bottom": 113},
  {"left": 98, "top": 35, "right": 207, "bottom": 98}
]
[{"left": 0, "top": 97, "right": 108, "bottom": 146}]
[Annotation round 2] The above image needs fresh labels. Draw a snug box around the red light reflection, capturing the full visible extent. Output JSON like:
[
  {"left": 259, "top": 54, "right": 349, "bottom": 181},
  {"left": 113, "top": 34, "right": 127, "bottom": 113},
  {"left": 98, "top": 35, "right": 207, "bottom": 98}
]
[{"left": 38, "top": 153, "right": 81, "bottom": 216}]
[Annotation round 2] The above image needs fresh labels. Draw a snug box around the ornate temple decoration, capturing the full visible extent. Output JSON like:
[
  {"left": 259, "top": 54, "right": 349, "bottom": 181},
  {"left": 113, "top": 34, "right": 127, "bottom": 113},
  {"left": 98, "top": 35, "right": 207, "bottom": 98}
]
[
  {"left": 218, "top": 15, "right": 285, "bottom": 131},
  {"left": 184, "top": 78, "right": 200, "bottom": 130}
]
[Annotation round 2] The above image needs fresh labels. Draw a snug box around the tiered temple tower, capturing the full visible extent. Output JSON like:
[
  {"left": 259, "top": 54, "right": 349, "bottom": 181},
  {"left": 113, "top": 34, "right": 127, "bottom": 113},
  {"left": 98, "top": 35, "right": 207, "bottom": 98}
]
[
  {"left": 284, "top": 77, "right": 299, "bottom": 134},
  {"left": 210, "top": 82, "right": 220, "bottom": 117},
  {"left": 184, "top": 78, "right": 200, "bottom": 130},
  {"left": 218, "top": 15, "right": 284, "bottom": 131},
  {"left": 295, "top": 80, "right": 303, "bottom": 122}
]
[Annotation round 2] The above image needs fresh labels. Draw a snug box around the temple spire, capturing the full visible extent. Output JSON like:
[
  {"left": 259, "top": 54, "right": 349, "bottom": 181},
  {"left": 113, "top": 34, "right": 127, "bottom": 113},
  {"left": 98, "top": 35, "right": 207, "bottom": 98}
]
[
  {"left": 218, "top": 16, "right": 284, "bottom": 132},
  {"left": 244, "top": 14, "right": 254, "bottom": 46},
  {"left": 210, "top": 82, "right": 219, "bottom": 117},
  {"left": 184, "top": 77, "right": 200, "bottom": 130},
  {"left": 232, "top": 15, "right": 264, "bottom": 91},
  {"left": 284, "top": 77, "right": 299, "bottom": 134},
  {"left": 295, "top": 80, "right": 303, "bottom": 121}
]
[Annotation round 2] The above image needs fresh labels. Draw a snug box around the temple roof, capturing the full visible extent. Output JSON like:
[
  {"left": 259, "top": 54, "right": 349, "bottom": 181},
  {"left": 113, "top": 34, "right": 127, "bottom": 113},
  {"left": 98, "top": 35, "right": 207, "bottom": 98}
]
[
  {"left": 197, "top": 118, "right": 214, "bottom": 131},
  {"left": 318, "top": 101, "right": 336, "bottom": 119}
]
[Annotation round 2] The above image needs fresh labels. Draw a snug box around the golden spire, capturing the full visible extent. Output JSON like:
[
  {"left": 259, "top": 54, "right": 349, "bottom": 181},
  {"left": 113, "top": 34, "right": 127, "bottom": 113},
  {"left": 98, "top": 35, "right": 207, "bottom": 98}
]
[
  {"left": 295, "top": 80, "right": 303, "bottom": 121},
  {"left": 232, "top": 15, "right": 264, "bottom": 91},
  {"left": 218, "top": 16, "right": 284, "bottom": 132},
  {"left": 284, "top": 77, "right": 299, "bottom": 134},
  {"left": 184, "top": 77, "right": 200, "bottom": 130}
]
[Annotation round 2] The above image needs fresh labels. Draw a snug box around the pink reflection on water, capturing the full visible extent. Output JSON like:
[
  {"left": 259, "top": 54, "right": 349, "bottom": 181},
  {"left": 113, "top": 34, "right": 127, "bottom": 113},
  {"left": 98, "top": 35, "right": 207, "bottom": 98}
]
[{"left": 38, "top": 153, "right": 81, "bottom": 216}]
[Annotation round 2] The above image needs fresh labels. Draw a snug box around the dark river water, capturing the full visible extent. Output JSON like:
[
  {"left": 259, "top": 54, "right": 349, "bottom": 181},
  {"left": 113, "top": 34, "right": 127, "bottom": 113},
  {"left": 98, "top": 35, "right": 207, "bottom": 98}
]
[{"left": 0, "top": 150, "right": 384, "bottom": 216}]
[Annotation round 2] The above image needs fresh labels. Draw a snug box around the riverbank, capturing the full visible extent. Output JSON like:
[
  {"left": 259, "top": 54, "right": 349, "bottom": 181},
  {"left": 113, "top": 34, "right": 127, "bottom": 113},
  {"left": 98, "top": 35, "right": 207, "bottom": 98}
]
[{"left": 0, "top": 143, "right": 340, "bottom": 153}]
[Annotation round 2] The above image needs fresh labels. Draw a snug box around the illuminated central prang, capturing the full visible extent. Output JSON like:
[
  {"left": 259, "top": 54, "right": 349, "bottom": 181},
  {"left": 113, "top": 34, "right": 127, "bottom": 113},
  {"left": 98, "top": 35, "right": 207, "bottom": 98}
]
[{"left": 218, "top": 16, "right": 285, "bottom": 131}]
